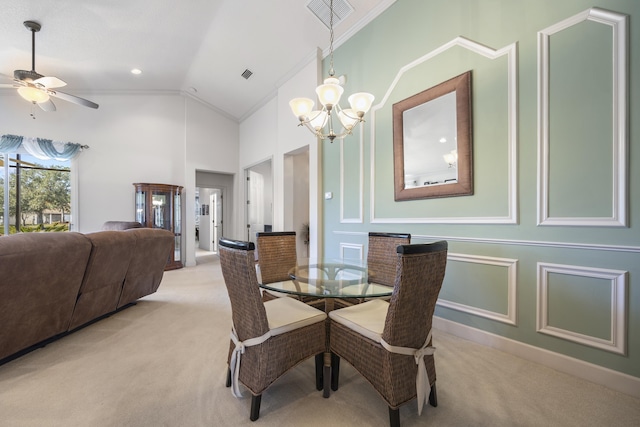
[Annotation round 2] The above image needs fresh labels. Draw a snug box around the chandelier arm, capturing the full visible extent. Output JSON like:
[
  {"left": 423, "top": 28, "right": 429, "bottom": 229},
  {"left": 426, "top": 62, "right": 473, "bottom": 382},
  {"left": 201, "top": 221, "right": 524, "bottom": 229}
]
[
  {"left": 297, "top": 109, "right": 329, "bottom": 128},
  {"left": 306, "top": 109, "right": 327, "bottom": 123},
  {"left": 340, "top": 109, "right": 364, "bottom": 120}
]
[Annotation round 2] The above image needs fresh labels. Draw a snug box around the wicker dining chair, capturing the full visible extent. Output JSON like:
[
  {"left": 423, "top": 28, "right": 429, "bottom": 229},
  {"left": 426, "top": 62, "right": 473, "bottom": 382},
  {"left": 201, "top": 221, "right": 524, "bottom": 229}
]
[
  {"left": 329, "top": 241, "right": 448, "bottom": 427},
  {"left": 218, "top": 237, "right": 327, "bottom": 421},
  {"left": 367, "top": 232, "right": 411, "bottom": 287},
  {"left": 334, "top": 232, "right": 411, "bottom": 309},
  {"left": 256, "top": 231, "right": 324, "bottom": 309}
]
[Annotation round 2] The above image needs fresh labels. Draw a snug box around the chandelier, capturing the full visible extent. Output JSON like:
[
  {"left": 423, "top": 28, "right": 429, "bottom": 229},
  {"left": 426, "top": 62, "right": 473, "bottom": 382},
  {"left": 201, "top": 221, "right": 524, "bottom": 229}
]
[{"left": 289, "top": 0, "right": 374, "bottom": 142}]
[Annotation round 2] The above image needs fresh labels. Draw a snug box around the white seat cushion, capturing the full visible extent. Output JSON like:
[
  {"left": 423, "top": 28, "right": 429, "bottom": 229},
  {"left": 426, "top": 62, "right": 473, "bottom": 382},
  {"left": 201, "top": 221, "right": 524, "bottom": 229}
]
[
  {"left": 340, "top": 282, "right": 392, "bottom": 297},
  {"left": 262, "top": 280, "right": 300, "bottom": 298},
  {"left": 264, "top": 297, "right": 327, "bottom": 336},
  {"left": 328, "top": 299, "right": 389, "bottom": 343},
  {"left": 264, "top": 288, "right": 292, "bottom": 298}
]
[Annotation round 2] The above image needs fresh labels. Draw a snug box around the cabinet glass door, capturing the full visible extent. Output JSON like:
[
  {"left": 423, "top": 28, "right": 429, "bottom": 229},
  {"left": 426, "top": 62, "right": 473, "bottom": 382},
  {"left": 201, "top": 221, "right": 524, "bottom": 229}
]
[
  {"left": 151, "top": 192, "right": 171, "bottom": 229},
  {"left": 135, "top": 190, "right": 147, "bottom": 226},
  {"left": 133, "top": 183, "right": 183, "bottom": 270},
  {"left": 173, "top": 192, "right": 181, "bottom": 263}
]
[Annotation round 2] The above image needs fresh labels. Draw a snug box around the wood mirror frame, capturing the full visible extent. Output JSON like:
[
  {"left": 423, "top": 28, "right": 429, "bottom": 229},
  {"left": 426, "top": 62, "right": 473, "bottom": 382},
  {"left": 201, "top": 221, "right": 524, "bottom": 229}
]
[{"left": 393, "top": 71, "right": 473, "bottom": 201}]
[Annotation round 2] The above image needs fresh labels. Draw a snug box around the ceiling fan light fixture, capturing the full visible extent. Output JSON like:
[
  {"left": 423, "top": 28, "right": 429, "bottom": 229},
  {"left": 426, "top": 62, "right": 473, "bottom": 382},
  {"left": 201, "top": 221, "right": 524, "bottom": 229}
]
[
  {"left": 17, "top": 86, "right": 50, "bottom": 103},
  {"left": 10, "top": 19, "right": 99, "bottom": 110}
]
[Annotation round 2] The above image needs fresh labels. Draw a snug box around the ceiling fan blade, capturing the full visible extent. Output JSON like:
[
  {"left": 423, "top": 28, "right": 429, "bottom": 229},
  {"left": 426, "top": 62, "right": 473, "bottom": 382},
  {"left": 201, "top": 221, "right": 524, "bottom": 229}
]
[
  {"left": 35, "top": 75, "right": 67, "bottom": 88},
  {"left": 0, "top": 83, "right": 17, "bottom": 88},
  {"left": 38, "top": 99, "right": 56, "bottom": 112},
  {"left": 48, "top": 90, "right": 99, "bottom": 109}
]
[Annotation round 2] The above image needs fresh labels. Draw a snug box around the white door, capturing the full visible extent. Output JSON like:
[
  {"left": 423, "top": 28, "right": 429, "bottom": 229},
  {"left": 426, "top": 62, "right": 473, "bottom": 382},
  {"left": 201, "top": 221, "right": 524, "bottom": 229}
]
[{"left": 210, "top": 190, "right": 223, "bottom": 253}]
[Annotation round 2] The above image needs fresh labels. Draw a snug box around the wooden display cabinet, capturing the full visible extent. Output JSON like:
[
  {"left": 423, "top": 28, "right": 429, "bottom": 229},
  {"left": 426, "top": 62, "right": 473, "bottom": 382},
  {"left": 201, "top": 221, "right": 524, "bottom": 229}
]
[{"left": 133, "top": 183, "right": 183, "bottom": 270}]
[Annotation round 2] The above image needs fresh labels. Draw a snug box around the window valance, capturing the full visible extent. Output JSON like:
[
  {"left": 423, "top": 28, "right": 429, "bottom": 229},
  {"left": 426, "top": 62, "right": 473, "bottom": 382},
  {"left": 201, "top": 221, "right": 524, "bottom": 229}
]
[{"left": 0, "top": 134, "right": 88, "bottom": 161}]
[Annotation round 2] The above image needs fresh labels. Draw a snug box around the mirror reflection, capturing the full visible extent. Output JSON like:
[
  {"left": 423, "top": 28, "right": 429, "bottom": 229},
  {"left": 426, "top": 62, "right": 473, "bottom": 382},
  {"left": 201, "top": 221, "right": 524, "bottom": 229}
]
[{"left": 402, "top": 91, "right": 458, "bottom": 188}]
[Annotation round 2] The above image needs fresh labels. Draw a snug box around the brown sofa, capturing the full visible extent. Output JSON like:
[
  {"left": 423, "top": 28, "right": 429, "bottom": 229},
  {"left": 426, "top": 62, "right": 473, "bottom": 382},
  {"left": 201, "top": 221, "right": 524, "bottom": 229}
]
[{"left": 0, "top": 228, "right": 174, "bottom": 363}]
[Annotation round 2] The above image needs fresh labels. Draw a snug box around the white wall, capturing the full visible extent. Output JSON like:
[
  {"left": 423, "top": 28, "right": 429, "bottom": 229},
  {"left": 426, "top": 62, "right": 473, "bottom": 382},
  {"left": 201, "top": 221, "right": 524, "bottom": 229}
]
[
  {"left": 238, "top": 98, "right": 277, "bottom": 238},
  {"left": 239, "top": 52, "right": 323, "bottom": 256},
  {"left": 277, "top": 53, "right": 323, "bottom": 257},
  {"left": 185, "top": 96, "right": 239, "bottom": 266},
  {"left": 0, "top": 92, "right": 239, "bottom": 258}
]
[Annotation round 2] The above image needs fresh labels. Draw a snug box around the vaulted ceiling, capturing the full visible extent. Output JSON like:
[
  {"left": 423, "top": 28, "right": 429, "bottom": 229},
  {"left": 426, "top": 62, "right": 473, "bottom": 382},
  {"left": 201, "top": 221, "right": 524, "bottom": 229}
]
[{"left": 0, "top": 0, "right": 394, "bottom": 121}]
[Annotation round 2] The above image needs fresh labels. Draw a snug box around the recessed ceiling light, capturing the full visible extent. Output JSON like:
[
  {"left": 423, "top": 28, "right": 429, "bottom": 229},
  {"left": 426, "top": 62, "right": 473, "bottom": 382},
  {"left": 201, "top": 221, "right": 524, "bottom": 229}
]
[{"left": 131, "top": 68, "right": 142, "bottom": 75}]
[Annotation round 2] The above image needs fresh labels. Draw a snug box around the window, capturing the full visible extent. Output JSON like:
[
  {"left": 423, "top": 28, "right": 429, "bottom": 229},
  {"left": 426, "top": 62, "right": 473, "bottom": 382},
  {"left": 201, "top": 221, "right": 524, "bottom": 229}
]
[{"left": 0, "top": 152, "right": 71, "bottom": 234}]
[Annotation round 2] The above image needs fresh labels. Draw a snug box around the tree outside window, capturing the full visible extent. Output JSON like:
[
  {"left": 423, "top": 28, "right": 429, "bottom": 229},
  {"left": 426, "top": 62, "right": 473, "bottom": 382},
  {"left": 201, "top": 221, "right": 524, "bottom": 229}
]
[{"left": 0, "top": 154, "right": 70, "bottom": 234}]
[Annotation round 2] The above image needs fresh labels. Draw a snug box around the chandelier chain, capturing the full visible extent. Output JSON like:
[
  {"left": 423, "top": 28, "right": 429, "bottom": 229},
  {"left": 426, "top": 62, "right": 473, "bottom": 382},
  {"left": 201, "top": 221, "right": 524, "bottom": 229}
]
[{"left": 328, "top": 0, "right": 335, "bottom": 76}]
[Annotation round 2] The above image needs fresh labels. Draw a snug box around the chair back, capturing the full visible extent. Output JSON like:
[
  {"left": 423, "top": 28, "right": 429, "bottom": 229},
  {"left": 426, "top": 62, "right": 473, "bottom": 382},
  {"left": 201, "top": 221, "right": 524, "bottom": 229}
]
[
  {"left": 382, "top": 241, "right": 448, "bottom": 349},
  {"left": 256, "top": 231, "right": 297, "bottom": 284},
  {"left": 367, "top": 232, "right": 411, "bottom": 286},
  {"left": 218, "top": 237, "right": 269, "bottom": 341}
]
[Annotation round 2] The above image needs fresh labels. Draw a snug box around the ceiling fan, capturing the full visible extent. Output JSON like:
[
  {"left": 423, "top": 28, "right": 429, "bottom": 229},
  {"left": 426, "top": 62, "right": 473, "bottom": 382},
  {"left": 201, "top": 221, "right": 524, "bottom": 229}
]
[{"left": 0, "top": 20, "right": 99, "bottom": 111}]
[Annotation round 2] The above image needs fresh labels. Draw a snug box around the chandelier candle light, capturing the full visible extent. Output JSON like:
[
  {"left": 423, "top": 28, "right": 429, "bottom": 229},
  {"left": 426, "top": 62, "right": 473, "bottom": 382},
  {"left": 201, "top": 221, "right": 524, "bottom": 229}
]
[{"left": 289, "top": 0, "right": 374, "bottom": 142}]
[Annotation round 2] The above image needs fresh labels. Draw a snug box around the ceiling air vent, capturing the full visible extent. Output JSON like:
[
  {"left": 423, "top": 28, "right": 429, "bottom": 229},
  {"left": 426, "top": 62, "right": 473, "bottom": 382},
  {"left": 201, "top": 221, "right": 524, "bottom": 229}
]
[
  {"left": 307, "top": 0, "right": 354, "bottom": 29},
  {"left": 241, "top": 69, "right": 253, "bottom": 80}
]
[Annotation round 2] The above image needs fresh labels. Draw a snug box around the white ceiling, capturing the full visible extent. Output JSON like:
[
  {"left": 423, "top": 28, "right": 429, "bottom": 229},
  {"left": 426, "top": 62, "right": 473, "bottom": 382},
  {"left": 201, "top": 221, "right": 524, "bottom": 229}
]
[{"left": 0, "top": 0, "right": 394, "bottom": 121}]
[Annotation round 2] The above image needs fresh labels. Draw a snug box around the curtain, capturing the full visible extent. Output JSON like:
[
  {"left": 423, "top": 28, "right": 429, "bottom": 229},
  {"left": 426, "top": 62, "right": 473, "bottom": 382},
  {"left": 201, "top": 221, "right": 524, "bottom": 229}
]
[
  {"left": 0, "top": 134, "right": 86, "bottom": 160},
  {"left": 0, "top": 134, "right": 23, "bottom": 152}
]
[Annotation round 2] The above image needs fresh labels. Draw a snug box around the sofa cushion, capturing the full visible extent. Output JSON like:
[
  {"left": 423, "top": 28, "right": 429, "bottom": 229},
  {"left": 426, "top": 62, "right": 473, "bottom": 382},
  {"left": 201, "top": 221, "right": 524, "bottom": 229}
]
[
  {"left": 0, "top": 232, "right": 91, "bottom": 361},
  {"left": 117, "top": 228, "right": 174, "bottom": 308},
  {"left": 68, "top": 231, "right": 136, "bottom": 330}
]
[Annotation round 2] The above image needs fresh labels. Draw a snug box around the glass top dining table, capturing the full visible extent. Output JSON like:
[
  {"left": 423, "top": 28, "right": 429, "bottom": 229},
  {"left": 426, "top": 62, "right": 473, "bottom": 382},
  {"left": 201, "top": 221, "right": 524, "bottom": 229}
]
[
  {"left": 258, "top": 258, "right": 394, "bottom": 398},
  {"left": 258, "top": 258, "right": 393, "bottom": 300}
]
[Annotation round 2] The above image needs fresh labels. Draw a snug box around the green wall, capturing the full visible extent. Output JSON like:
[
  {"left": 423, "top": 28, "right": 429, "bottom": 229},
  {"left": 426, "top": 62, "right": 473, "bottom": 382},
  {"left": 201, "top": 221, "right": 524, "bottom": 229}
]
[{"left": 321, "top": 0, "right": 640, "bottom": 378}]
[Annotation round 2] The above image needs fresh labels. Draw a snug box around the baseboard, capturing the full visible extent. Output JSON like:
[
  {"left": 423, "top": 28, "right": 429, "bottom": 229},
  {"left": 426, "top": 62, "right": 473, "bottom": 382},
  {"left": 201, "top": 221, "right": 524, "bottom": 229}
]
[{"left": 433, "top": 316, "right": 640, "bottom": 399}]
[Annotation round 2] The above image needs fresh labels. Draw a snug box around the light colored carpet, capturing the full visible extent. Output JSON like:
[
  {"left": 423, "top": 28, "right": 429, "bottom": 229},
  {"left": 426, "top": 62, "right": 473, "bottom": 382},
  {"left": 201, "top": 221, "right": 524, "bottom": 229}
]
[{"left": 1, "top": 256, "right": 639, "bottom": 427}]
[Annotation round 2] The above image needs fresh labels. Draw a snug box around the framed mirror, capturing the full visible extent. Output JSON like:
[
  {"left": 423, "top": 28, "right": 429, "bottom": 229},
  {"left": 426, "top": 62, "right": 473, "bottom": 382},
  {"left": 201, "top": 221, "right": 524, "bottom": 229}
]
[{"left": 393, "top": 71, "right": 473, "bottom": 201}]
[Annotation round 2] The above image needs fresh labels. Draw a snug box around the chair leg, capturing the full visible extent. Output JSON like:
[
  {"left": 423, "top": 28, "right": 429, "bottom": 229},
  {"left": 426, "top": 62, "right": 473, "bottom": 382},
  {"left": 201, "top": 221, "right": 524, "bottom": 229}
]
[
  {"left": 250, "top": 394, "right": 262, "bottom": 421},
  {"left": 331, "top": 353, "right": 340, "bottom": 391},
  {"left": 323, "top": 363, "right": 331, "bottom": 398},
  {"left": 225, "top": 367, "right": 231, "bottom": 387},
  {"left": 388, "top": 407, "right": 400, "bottom": 427},
  {"left": 429, "top": 383, "right": 438, "bottom": 407},
  {"left": 315, "top": 353, "right": 323, "bottom": 391}
]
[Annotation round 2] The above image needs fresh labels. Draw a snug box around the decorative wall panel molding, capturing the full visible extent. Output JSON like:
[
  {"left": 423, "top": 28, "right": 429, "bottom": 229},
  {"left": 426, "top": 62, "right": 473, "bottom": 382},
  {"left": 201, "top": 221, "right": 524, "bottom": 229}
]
[
  {"left": 437, "top": 253, "right": 518, "bottom": 325},
  {"left": 537, "top": 8, "right": 628, "bottom": 227},
  {"left": 536, "top": 262, "right": 627, "bottom": 355},
  {"left": 334, "top": 231, "right": 640, "bottom": 254},
  {"left": 370, "top": 36, "right": 518, "bottom": 224},
  {"left": 340, "top": 130, "right": 364, "bottom": 223},
  {"left": 339, "top": 242, "right": 364, "bottom": 260}
]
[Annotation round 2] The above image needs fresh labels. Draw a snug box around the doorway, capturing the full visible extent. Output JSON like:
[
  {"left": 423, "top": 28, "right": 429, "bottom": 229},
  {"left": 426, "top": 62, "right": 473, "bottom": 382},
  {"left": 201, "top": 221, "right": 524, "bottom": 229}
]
[
  {"left": 245, "top": 159, "right": 273, "bottom": 245},
  {"left": 194, "top": 170, "right": 234, "bottom": 264},
  {"left": 284, "top": 147, "right": 310, "bottom": 257},
  {"left": 196, "top": 187, "right": 223, "bottom": 254}
]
